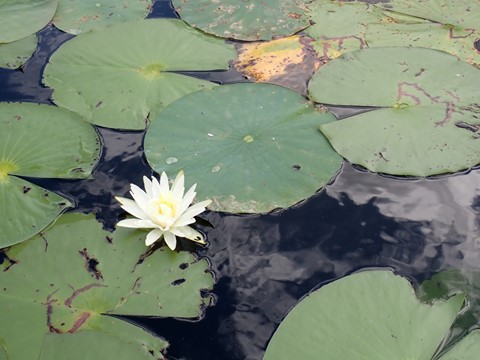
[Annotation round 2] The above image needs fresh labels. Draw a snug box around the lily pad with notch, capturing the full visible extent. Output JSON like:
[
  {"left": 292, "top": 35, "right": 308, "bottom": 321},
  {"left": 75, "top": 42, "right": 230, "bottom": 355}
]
[
  {"left": 309, "top": 47, "right": 480, "bottom": 176},
  {"left": 0, "top": 213, "right": 214, "bottom": 359},
  {"left": 172, "top": 0, "right": 310, "bottom": 41},
  {"left": 0, "top": 103, "right": 101, "bottom": 248},
  {"left": 264, "top": 269, "right": 480, "bottom": 359},
  {"left": 144, "top": 83, "right": 342, "bottom": 213},
  {"left": 43, "top": 19, "right": 236, "bottom": 130},
  {"left": 0, "top": 0, "right": 58, "bottom": 44},
  {"left": 52, "top": 0, "right": 152, "bottom": 35}
]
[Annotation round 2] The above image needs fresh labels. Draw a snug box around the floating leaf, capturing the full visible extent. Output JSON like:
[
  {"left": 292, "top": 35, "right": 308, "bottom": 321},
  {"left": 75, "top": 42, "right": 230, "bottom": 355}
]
[
  {"left": 366, "top": 19, "right": 480, "bottom": 66},
  {"left": 0, "top": 0, "right": 58, "bottom": 44},
  {"left": 144, "top": 83, "right": 342, "bottom": 213},
  {"left": 172, "top": 0, "right": 310, "bottom": 41},
  {"left": 437, "top": 330, "right": 480, "bottom": 360},
  {"left": 233, "top": 36, "right": 320, "bottom": 94},
  {"left": 0, "top": 103, "right": 100, "bottom": 247},
  {"left": 0, "top": 34, "right": 37, "bottom": 69},
  {"left": 38, "top": 331, "right": 162, "bottom": 360},
  {"left": 52, "top": 0, "right": 152, "bottom": 35},
  {"left": 309, "top": 47, "right": 480, "bottom": 176},
  {"left": 376, "top": 0, "right": 480, "bottom": 30},
  {"left": 0, "top": 213, "right": 214, "bottom": 359},
  {"left": 305, "top": 0, "right": 387, "bottom": 58},
  {"left": 43, "top": 19, "right": 235, "bottom": 130},
  {"left": 264, "top": 270, "right": 467, "bottom": 359}
]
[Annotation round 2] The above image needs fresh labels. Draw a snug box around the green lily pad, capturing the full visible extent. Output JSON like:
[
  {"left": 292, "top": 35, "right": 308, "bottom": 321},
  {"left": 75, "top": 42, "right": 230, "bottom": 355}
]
[
  {"left": 366, "top": 20, "right": 480, "bottom": 66},
  {"left": 144, "top": 83, "right": 342, "bottom": 213},
  {"left": 264, "top": 270, "right": 469, "bottom": 360},
  {"left": 437, "top": 330, "right": 480, "bottom": 360},
  {"left": 0, "top": 0, "right": 58, "bottom": 44},
  {"left": 172, "top": 0, "right": 310, "bottom": 41},
  {"left": 309, "top": 47, "right": 480, "bottom": 176},
  {"left": 305, "top": 0, "right": 388, "bottom": 58},
  {"left": 0, "top": 34, "right": 37, "bottom": 69},
  {"left": 0, "top": 212, "right": 214, "bottom": 359},
  {"left": 38, "top": 331, "right": 163, "bottom": 360},
  {"left": 0, "top": 102, "right": 100, "bottom": 247},
  {"left": 43, "top": 19, "right": 235, "bottom": 130},
  {"left": 377, "top": 0, "right": 480, "bottom": 30},
  {"left": 52, "top": 0, "right": 152, "bottom": 35}
]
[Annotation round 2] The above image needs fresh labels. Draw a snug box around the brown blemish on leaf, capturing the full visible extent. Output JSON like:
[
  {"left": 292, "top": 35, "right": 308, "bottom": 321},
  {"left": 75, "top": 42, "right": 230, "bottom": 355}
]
[
  {"left": 79, "top": 248, "right": 103, "bottom": 280},
  {"left": 64, "top": 283, "right": 107, "bottom": 307}
]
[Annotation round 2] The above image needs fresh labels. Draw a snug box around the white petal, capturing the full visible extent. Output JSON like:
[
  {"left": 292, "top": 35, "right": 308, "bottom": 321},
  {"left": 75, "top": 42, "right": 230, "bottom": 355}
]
[
  {"left": 143, "top": 176, "right": 153, "bottom": 197},
  {"left": 145, "top": 229, "right": 163, "bottom": 246},
  {"left": 151, "top": 175, "right": 161, "bottom": 199},
  {"left": 159, "top": 172, "right": 169, "bottom": 195},
  {"left": 171, "top": 170, "right": 185, "bottom": 203},
  {"left": 117, "top": 218, "right": 157, "bottom": 229},
  {"left": 130, "top": 183, "right": 148, "bottom": 210},
  {"left": 172, "top": 226, "right": 205, "bottom": 244},
  {"left": 173, "top": 216, "right": 196, "bottom": 227},
  {"left": 175, "top": 199, "right": 211, "bottom": 225},
  {"left": 115, "top": 197, "right": 149, "bottom": 220},
  {"left": 164, "top": 232, "right": 177, "bottom": 250},
  {"left": 176, "top": 184, "right": 197, "bottom": 216}
]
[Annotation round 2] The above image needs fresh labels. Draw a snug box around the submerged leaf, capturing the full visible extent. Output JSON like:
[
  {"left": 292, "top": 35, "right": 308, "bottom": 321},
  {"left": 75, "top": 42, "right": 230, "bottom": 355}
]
[
  {"left": 233, "top": 36, "right": 320, "bottom": 94},
  {"left": 264, "top": 270, "right": 466, "bottom": 359},
  {"left": 43, "top": 19, "right": 235, "bottom": 130},
  {"left": 144, "top": 83, "right": 342, "bottom": 213},
  {"left": 309, "top": 47, "right": 480, "bottom": 176},
  {"left": 172, "top": 0, "right": 310, "bottom": 41},
  {"left": 0, "top": 103, "right": 100, "bottom": 247},
  {"left": 0, "top": 213, "right": 214, "bottom": 359}
]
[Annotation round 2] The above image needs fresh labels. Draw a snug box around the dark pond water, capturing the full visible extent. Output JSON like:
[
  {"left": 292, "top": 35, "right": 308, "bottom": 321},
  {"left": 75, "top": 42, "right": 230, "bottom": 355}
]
[{"left": 2, "top": 1, "right": 480, "bottom": 359}]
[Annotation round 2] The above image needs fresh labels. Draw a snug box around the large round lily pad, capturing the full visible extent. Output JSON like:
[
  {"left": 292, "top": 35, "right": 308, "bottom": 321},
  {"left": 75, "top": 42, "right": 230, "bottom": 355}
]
[
  {"left": 0, "top": 103, "right": 100, "bottom": 247},
  {"left": 377, "top": 0, "right": 480, "bottom": 30},
  {"left": 264, "top": 270, "right": 476, "bottom": 359},
  {"left": 52, "top": 0, "right": 152, "bottom": 35},
  {"left": 43, "top": 19, "right": 235, "bottom": 130},
  {"left": 0, "top": 213, "right": 214, "bottom": 359},
  {"left": 144, "top": 83, "right": 342, "bottom": 213},
  {"left": 0, "top": 0, "right": 58, "bottom": 44},
  {"left": 0, "top": 34, "right": 37, "bottom": 69},
  {"left": 172, "top": 0, "right": 310, "bottom": 41},
  {"left": 309, "top": 47, "right": 480, "bottom": 176}
]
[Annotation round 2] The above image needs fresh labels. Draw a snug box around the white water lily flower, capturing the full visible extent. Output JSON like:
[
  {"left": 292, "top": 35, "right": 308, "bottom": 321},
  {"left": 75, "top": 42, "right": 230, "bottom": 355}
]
[{"left": 115, "top": 171, "right": 211, "bottom": 250}]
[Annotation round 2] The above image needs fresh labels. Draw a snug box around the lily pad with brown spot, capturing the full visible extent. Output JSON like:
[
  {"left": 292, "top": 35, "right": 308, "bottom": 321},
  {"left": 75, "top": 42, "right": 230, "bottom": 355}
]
[
  {"left": 233, "top": 36, "right": 320, "bottom": 94},
  {"left": 172, "top": 0, "right": 311, "bottom": 41},
  {"left": 309, "top": 47, "right": 480, "bottom": 177},
  {"left": 0, "top": 213, "right": 214, "bottom": 359}
]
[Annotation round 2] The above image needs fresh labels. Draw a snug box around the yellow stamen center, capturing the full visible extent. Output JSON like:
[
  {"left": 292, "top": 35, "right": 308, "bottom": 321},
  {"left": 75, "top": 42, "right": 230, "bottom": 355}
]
[{"left": 0, "top": 160, "right": 17, "bottom": 183}]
